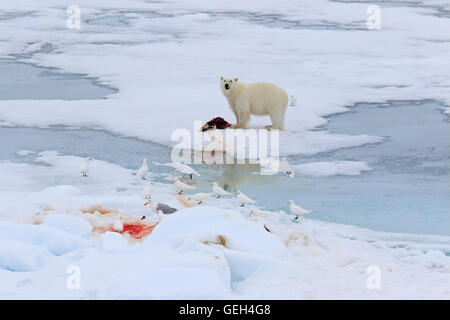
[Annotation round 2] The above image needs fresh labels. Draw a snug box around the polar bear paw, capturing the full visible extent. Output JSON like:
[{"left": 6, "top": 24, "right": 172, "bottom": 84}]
[{"left": 266, "top": 125, "right": 282, "bottom": 130}]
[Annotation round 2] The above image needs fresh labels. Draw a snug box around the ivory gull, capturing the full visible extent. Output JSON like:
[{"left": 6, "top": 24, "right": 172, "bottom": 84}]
[
  {"left": 212, "top": 182, "right": 232, "bottom": 198},
  {"left": 79, "top": 157, "right": 92, "bottom": 177},
  {"left": 237, "top": 191, "right": 255, "bottom": 207}
]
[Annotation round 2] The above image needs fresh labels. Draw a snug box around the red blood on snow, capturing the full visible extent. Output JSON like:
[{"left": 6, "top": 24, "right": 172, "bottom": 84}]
[{"left": 121, "top": 223, "right": 156, "bottom": 240}]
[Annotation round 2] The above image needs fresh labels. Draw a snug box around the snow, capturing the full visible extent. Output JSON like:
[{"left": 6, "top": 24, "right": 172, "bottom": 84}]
[
  {"left": 150, "top": 206, "right": 290, "bottom": 283},
  {"left": 79, "top": 245, "right": 233, "bottom": 299},
  {"left": 0, "top": 221, "right": 92, "bottom": 256},
  {"left": 150, "top": 206, "right": 289, "bottom": 259},
  {"left": 96, "top": 231, "right": 131, "bottom": 253},
  {"left": 0, "top": 153, "right": 448, "bottom": 299},
  {"left": 293, "top": 161, "right": 372, "bottom": 177},
  {"left": 43, "top": 214, "right": 93, "bottom": 239},
  {"left": 0, "top": 241, "right": 54, "bottom": 272}
]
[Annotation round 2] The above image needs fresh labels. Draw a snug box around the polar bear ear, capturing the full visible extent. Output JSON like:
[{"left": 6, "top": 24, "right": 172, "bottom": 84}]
[
  {"left": 234, "top": 78, "right": 238, "bottom": 82},
  {"left": 220, "top": 76, "right": 223, "bottom": 80}
]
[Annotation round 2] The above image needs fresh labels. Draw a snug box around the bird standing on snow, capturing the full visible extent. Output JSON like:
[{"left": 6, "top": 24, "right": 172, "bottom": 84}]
[
  {"left": 137, "top": 159, "right": 149, "bottom": 179},
  {"left": 288, "top": 200, "right": 312, "bottom": 220},
  {"left": 187, "top": 192, "right": 213, "bottom": 204},
  {"left": 79, "top": 157, "right": 92, "bottom": 177},
  {"left": 173, "top": 178, "right": 196, "bottom": 194},
  {"left": 153, "top": 161, "right": 200, "bottom": 179},
  {"left": 258, "top": 157, "right": 295, "bottom": 177},
  {"left": 289, "top": 95, "right": 297, "bottom": 107},
  {"left": 212, "top": 182, "right": 232, "bottom": 198},
  {"left": 142, "top": 181, "right": 154, "bottom": 199},
  {"left": 237, "top": 191, "right": 255, "bottom": 207}
]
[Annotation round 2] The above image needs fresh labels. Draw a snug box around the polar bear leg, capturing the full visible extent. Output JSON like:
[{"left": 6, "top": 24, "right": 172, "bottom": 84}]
[
  {"left": 268, "top": 106, "right": 286, "bottom": 130},
  {"left": 235, "top": 110, "right": 250, "bottom": 129},
  {"left": 231, "top": 109, "right": 239, "bottom": 128},
  {"left": 233, "top": 97, "right": 250, "bottom": 129}
]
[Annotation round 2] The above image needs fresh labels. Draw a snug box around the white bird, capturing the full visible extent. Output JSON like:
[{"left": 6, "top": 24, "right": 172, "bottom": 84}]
[
  {"left": 288, "top": 200, "right": 312, "bottom": 220},
  {"left": 186, "top": 192, "right": 213, "bottom": 204},
  {"left": 153, "top": 161, "right": 200, "bottom": 179},
  {"left": 258, "top": 157, "right": 295, "bottom": 177},
  {"left": 212, "top": 182, "right": 232, "bottom": 198},
  {"left": 173, "top": 178, "right": 196, "bottom": 194},
  {"left": 112, "top": 219, "right": 123, "bottom": 232},
  {"left": 79, "top": 157, "right": 92, "bottom": 177},
  {"left": 142, "top": 182, "right": 154, "bottom": 199},
  {"left": 237, "top": 191, "right": 255, "bottom": 207},
  {"left": 289, "top": 95, "right": 297, "bottom": 107},
  {"left": 136, "top": 159, "right": 149, "bottom": 179}
]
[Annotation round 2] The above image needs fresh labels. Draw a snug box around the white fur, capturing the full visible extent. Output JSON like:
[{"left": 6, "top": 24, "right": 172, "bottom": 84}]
[{"left": 220, "top": 77, "right": 289, "bottom": 130}]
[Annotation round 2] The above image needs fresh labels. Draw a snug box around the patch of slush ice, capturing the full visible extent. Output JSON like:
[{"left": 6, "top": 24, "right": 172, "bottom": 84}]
[
  {"left": 0, "top": 60, "right": 116, "bottom": 100},
  {"left": 293, "top": 161, "right": 371, "bottom": 176},
  {"left": 444, "top": 108, "right": 450, "bottom": 116},
  {"left": 0, "top": 126, "right": 172, "bottom": 174},
  {"left": 16, "top": 150, "right": 34, "bottom": 156}
]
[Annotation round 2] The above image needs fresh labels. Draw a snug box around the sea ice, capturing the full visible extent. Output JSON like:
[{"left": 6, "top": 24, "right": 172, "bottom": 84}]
[{"left": 0, "top": 240, "right": 54, "bottom": 272}]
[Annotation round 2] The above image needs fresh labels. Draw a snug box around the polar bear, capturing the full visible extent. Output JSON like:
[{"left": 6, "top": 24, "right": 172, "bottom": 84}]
[{"left": 220, "top": 77, "right": 289, "bottom": 130}]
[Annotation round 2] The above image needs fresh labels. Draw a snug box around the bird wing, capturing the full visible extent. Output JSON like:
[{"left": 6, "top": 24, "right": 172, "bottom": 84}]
[
  {"left": 214, "top": 185, "right": 230, "bottom": 194},
  {"left": 296, "top": 205, "right": 312, "bottom": 214},
  {"left": 153, "top": 161, "right": 175, "bottom": 168},
  {"left": 182, "top": 164, "right": 200, "bottom": 176},
  {"left": 257, "top": 158, "right": 272, "bottom": 168},
  {"left": 240, "top": 194, "right": 253, "bottom": 203},
  {"left": 179, "top": 181, "right": 195, "bottom": 189},
  {"left": 157, "top": 203, "right": 177, "bottom": 214}
]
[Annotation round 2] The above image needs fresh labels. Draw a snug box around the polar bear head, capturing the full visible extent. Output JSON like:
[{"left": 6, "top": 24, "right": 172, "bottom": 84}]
[{"left": 220, "top": 76, "right": 239, "bottom": 96}]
